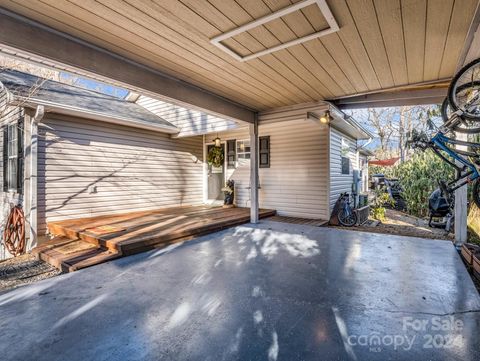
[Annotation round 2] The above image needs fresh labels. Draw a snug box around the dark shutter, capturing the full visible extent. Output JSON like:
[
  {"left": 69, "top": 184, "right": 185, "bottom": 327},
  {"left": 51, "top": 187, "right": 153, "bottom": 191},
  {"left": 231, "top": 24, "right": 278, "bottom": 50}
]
[
  {"left": 227, "top": 139, "right": 236, "bottom": 169},
  {"left": 259, "top": 136, "right": 270, "bottom": 168},
  {"left": 2, "top": 126, "right": 7, "bottom": 192},
  {"left": 17, "top": 117, "right": 24, "bottom": 194}
]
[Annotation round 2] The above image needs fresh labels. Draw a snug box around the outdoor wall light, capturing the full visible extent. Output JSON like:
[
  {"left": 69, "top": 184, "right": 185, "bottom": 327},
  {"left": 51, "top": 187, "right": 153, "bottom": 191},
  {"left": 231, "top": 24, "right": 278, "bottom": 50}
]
[
  {"left": 320, "top": 110, "right": 331, "bottom": 124},
  {"left": 306, "top": 111, "right": 331, "bottom": 125},
  {"left": 214, "top": 134, "right": 222, "bottom": 147}
]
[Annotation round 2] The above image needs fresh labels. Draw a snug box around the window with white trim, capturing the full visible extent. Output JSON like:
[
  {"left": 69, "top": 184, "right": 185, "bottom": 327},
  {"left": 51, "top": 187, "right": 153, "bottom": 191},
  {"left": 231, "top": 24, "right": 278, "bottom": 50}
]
[{"left": 236, "top": 140, "right": 251, "bottom": 160}]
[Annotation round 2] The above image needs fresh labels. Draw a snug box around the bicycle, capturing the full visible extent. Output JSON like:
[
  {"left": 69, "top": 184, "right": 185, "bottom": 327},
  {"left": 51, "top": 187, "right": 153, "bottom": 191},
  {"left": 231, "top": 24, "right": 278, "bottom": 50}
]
[
  {"left": 440, "top": 58, "right": 480, "bottom": 133},
  {"left": 447, "top": 58, "right": 480, "bottom": 121},
  {"left": 408, "top": 129, "right": 480, "bottom": 208},
  {"left": 337, "top": 192, "right": 358, "bottom": 227}
]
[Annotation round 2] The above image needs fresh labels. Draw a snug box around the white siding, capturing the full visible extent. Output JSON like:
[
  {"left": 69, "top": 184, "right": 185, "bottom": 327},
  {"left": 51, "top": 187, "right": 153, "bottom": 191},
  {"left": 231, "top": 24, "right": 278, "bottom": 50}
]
[
  {"left": 329, "top": 128, "right": 358, "bottom": 209},
  {"left": 37, "top": 115, "right": 203, "bottom": 235},
  {"left": 218, "top": 119, "right": 330, "bottom": 220},
  {"left": 259, "top": 102, "right": 329, "bottom": 124},
  {"left": 137, "top": 95, "right": 239, "bottom": 137}
]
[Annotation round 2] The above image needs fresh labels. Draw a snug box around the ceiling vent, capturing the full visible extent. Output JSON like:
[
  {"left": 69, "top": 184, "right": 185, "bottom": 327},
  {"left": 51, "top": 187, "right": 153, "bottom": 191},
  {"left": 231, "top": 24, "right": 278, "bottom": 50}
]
[{"left": 210, "top": 0, "right": 339, "bottom": 62}]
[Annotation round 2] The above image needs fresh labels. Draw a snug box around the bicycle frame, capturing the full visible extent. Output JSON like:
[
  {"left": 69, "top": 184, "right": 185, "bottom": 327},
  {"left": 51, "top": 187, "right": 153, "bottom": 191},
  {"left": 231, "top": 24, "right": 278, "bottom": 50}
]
[
  {"left": 430, "top": 132, "right": 480, "bottom": 192},
  {"left": 342, "top": 195, "right": 353, "bottom": 216}
]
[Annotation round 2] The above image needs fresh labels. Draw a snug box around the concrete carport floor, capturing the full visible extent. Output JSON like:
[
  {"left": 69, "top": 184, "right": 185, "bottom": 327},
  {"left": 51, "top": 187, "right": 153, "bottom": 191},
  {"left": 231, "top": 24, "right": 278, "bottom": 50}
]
[{"left": 0, "top": 221, "right": 479, "bottom": 361}]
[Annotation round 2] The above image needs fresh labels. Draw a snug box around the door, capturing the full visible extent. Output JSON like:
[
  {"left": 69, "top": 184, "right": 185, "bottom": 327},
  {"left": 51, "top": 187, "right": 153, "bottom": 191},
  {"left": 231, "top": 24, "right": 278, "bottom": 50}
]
[{"left": 207, "top": 144, "right": 225, "bottom": 201}]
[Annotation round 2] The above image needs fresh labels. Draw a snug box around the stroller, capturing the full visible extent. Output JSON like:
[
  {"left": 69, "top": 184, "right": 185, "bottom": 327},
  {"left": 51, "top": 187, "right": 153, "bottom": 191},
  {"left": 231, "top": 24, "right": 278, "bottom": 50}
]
[{"left": 428, "top": 188, "right": 454, "bottom": 232}]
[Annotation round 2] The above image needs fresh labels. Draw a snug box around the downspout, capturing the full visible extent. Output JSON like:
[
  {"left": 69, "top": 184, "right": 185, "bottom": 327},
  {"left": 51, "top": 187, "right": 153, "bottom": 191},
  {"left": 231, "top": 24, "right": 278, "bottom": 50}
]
[
  {"left": 360, "top": 137, "right": 373, "bottom": 149},
  {"left": 29, "top": 105, "right": 44, "bottom": 246}
]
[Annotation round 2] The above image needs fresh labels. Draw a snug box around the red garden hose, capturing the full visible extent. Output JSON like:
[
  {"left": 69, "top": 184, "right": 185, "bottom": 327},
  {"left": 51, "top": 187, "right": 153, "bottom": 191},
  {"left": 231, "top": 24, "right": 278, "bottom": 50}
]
[{"left": 3, "top": 205, "right": 25, "bottom": 257}]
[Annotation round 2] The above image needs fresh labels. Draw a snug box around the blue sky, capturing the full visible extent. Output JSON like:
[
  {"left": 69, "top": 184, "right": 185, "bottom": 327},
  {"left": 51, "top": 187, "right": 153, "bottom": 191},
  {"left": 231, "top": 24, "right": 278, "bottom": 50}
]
[{"left": 59, "top": 72, "right": 129, "bottom": 99}]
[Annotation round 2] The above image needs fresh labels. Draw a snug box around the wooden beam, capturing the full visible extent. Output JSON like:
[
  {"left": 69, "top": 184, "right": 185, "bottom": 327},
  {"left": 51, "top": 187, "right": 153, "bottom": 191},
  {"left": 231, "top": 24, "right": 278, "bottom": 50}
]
[
  {"left": 333, "top": 87, "right": 448, "bottom": 109},
  {"left": 456, "top": 0, "right": 480, "bottom": 69},
  {"left": 0, "top": 8, "right": 255, "bottom": 123},
  {"left": 249, "top": 114, "right": 259, "bottom": 223}
]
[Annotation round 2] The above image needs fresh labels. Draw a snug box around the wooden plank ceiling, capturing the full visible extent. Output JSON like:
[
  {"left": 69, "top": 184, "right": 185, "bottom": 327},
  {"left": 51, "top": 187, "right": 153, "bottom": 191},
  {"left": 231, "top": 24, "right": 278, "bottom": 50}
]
[{"left": 1, "top": 0, "right": 478, "bottom": 111}]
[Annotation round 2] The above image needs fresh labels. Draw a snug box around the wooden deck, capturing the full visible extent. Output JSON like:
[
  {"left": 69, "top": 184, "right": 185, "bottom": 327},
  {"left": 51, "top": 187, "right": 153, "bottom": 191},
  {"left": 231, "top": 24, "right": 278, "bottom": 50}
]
[
  {"left": 267, "top": 215, "right": 328, "bottom": 227},
  {"left": 32, "top": 206, "right": 275, "bottom": 272}
]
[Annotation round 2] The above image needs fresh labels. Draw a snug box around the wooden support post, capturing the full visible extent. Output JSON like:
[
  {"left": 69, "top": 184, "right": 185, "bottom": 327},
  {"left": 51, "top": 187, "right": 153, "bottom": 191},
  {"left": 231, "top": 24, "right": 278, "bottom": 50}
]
[
  {"left": 455, "top": 132, "right": 468, "bottom": 247},
  {"left": 249, "top": 114, "right": 259, "bottom": 223}
]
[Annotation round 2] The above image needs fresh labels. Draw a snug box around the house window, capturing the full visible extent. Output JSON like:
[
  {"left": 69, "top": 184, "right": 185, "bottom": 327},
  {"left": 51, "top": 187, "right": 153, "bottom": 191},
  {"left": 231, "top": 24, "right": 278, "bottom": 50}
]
[
  {"left": 259, "top": 136, "right": 270, "bottom": 168},
  {"left": 341, "top": 137, "right": 350, "bottom": 175},
  {"left": 236, "top": 140, "right": 250, "bottom": 160},
  {"left": 3, "top": 120, "right": 23, "bottom": 193},
  {"left": 227, "top": 139, "right": 236, "bottom": 169},
  {"left": 341, "top": 156, "right": 350, "bottom": 175}
]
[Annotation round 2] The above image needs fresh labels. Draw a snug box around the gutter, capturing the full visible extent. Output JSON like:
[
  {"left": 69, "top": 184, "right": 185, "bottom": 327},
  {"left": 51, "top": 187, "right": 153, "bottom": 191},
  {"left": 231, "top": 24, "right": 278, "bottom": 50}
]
[{"left": 327, "top": 101, "right": 374, "bottom": 140}]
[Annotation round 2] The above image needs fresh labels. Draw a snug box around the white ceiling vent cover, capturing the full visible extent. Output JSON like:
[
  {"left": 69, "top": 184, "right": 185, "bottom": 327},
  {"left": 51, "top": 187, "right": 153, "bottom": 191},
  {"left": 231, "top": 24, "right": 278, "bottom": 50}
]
[{"left": 210, "top": 0, "right": 339, "bottom": 62}]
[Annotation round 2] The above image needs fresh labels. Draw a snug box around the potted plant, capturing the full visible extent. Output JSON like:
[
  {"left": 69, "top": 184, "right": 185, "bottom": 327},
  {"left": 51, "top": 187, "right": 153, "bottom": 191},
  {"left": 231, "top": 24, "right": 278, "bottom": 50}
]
[{"left": 221, "top": 179, "right": 235, "bottom": 207}]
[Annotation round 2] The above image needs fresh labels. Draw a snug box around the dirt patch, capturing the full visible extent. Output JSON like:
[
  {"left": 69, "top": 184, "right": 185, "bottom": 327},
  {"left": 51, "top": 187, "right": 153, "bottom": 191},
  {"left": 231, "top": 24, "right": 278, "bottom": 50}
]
[
  {"left": 332, "top": 209, "right": 454, "bottom": 241},
  {"left": 0, "top": 253, "right": 61, "bottom": 292}
]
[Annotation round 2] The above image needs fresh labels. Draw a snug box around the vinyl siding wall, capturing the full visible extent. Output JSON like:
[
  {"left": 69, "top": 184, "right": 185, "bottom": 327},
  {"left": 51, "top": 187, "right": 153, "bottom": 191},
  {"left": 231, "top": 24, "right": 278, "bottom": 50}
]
[
  {"left": 217, "top": 118, "right": 330, "bottom": 220},
  {"left": 37, "top": 115, "right": 203, "bottom": 235},
  {"left": 329, "top": 128, "right": 358, "bottom": 209}
]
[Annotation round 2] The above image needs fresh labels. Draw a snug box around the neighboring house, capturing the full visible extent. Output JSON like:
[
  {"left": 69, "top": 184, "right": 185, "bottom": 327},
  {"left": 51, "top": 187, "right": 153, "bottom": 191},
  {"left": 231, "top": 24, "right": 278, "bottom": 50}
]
[
  {"left": 359, "top": 148, "right": 374, "bottom": 193},
  {"left": 0, "top": 70, "right": 371, "bottom": 259}
]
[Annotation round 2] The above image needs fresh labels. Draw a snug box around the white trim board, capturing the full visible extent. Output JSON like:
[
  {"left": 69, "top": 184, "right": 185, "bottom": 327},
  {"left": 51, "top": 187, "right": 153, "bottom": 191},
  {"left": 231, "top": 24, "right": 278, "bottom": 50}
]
[{"left": 210, "top": 0, "right": 339, "bottom": 62}]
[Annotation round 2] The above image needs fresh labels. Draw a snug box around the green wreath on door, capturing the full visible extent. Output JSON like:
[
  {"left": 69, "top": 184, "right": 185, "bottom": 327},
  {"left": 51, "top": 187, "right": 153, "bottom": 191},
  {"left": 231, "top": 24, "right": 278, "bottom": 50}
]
[{"left": 207, "top": 146, "right": 224, "bottom": 168}]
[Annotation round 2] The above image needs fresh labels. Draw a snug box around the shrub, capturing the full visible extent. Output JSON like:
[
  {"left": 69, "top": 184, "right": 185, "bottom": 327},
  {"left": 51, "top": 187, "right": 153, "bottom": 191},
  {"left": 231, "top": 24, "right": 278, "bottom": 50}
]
[
  {"left": 369, "top": 150, "right": 455, "bottom": 218},
  {"left": 370, "top": 190, "right": 391, "bottom": 221}
]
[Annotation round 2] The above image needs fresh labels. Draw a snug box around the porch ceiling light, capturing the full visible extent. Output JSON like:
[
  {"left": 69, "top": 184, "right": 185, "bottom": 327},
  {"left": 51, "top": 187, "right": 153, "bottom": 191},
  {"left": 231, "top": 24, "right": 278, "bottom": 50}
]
[{"left": 320, "top": 110, "right": 331, "bottom": 124}]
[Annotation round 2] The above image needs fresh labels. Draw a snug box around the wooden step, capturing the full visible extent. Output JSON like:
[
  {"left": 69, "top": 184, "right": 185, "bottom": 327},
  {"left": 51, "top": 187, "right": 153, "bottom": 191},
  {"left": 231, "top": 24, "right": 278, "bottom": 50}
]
[
  {"left": 31, "top": 236, "right": 78, "bottom": 256},
  {"left": 32, "top": 238, "right": 121, "bottom": 272},
  {"left": 61, "top": 248, "right": 121, "bottom": 273}
]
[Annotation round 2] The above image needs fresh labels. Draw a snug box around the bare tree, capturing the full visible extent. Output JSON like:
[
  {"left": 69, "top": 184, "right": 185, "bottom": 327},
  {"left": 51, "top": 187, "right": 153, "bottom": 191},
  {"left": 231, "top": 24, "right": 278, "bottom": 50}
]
[
  {"left": 1, "top": 64, "right": 48, "bottom": 120},
  {"left": 365, "top": 108, "right": 397, "bottom": 159},
  {"left": 349, "top": 104, "right": 441, "bottom": 160},
  {"left": 0, "top": 57, "right": 60, "bottom": 81}
]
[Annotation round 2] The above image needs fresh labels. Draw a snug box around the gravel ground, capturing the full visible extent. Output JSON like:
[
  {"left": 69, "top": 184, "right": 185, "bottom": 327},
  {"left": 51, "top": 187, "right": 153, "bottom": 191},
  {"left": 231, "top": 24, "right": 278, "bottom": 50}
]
[
  {"left": 335, "top": 209, "right": 454, "bottom": 240},
  {"left": 0, "top": 253, "right": 61, "bottom": 292}
]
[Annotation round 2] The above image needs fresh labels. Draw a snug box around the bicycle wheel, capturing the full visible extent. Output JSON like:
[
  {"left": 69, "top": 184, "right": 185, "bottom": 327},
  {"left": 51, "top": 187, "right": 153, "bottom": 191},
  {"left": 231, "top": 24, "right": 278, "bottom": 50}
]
[
  {"left": 441, "top": 97, "right": 480, "bottom": 133},
  {"left": 338, "top": 208, "right": 357, "bottom": 227},
  {"left": 473, "top": 179, "right": 480, "bottom": 209},
  {"left": 448, "top": 57, "right": 480, "bottom": 120}
]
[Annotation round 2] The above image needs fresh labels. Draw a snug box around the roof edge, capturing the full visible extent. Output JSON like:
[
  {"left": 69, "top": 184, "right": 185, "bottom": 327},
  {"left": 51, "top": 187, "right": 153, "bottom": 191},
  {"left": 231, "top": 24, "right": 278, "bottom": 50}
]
[{"left": 17, "top": 97, "right": 180, "bottom": 134}]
